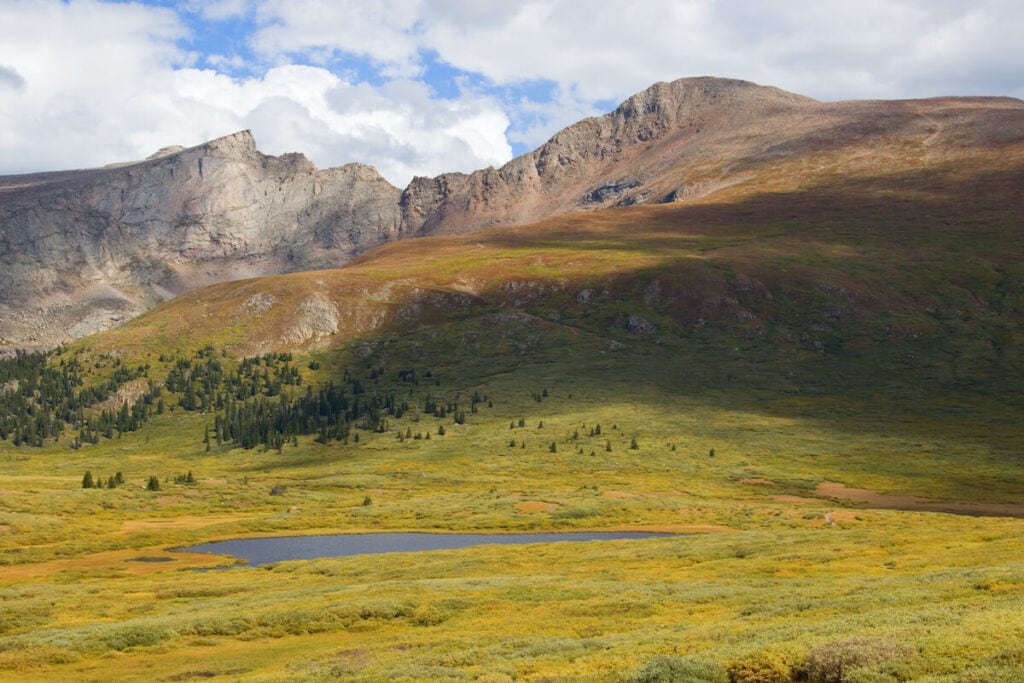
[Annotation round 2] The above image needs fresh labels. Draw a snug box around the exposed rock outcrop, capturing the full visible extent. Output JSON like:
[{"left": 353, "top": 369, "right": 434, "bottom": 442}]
[{"left": 0, "top": 130, "right": 401, "bottom": 347}]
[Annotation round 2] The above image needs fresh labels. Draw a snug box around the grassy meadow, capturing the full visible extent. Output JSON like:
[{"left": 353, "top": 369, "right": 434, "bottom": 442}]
[{"left": 2, "top": 161, "right": 1024, "bottom": 680}]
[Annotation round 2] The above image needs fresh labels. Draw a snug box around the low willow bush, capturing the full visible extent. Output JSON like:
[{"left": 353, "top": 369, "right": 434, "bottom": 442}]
[
  {"left": 804, "top": 637, "right": 913, "bottom": 683},
  {"left": 727, "top": 650, "right": 794, "bottom": 683},
  {"left": 633, "top": 654, "right": 728, "bottom": 683}
]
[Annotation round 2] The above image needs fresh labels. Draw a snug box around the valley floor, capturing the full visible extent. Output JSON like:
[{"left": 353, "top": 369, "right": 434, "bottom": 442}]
[{"left": 2, "top": 340, "right": 1023, "bottom": 682}]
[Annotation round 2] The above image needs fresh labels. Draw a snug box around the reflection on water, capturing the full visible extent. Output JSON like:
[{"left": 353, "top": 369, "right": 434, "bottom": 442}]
[{"left": 180, "top": 531, "right": 673, "bottom": 567}]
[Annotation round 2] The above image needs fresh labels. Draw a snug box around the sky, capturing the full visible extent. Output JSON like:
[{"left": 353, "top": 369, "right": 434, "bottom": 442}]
[{"left": 1, "top": 0, "right": 1022, "bottom": 187}]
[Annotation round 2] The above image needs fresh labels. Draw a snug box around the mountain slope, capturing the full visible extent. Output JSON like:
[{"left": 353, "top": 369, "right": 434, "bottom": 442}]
[
  {"left": 87, "top": 145, "right": 1024, "bottom": 398},
  {"left": 2, "top": 76, "right": 1022, "bottom": 349},
  {"left": 0, "top": 131, "right": 402, "bottom": 347}
]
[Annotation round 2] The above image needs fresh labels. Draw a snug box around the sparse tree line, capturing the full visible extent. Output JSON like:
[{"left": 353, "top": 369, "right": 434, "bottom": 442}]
[
  {"left": 81, "top": 470, "right": 195, "bottom": 491},
  {"left": 81, "top": 470, "right": 124, "bottom": 489},
  {"left": 0, "top": 344, "right": 493, "bottom": 453},
  {"left": 0, "top": 349, "right": 152, "bottom": 447}
]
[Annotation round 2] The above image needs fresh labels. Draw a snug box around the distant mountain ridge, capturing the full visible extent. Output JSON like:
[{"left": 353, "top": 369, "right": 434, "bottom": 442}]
[{"left": 1, "top": 76, "right": 1022, "bottom": 349}]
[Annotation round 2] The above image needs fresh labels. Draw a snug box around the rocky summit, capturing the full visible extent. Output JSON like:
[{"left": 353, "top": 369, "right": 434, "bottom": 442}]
[{"left": 1, "top": 76, "right": 1022, "bottom": 349}]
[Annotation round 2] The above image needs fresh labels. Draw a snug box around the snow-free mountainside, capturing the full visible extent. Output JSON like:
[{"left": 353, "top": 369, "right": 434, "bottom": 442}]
[
  {"left": 2, "top": 77, "right": 1021, "bottom": 349},
  {"left": 0, "top": 77, "right": 1023, "bottom": 681}
]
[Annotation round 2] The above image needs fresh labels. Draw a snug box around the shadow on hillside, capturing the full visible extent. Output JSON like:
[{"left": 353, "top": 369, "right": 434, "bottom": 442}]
[{"left": 477, "top": 162, "right": 1024, "bottom": 258}]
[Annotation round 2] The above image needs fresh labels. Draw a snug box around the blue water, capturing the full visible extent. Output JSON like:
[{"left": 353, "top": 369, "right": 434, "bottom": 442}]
[{"left": 180, "top": 531, "right": 673, "bottom": 567}]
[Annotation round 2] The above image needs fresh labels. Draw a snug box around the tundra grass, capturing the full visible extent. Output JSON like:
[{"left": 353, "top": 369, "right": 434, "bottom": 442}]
[
  {"left": 2, "top": 324, "right": 1023, "bottom": 680},
  {"left": 2, "top": 166, "right": 1023, "bottom": 678}
]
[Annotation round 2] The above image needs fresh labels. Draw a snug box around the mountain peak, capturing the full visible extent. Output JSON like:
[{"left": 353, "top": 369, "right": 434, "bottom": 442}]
[{"left": 2, "top": 77, "right": 1023, "bottom": 350}]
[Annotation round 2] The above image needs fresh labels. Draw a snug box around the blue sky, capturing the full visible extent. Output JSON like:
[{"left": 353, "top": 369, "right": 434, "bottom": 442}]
[{"left": 1, "top": 1, "right": 1022, "bottom": 186}]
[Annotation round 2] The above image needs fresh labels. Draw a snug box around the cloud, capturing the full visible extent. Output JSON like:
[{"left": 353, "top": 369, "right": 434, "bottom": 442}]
[
  {"left": 252, "top": 0, "right": 422, "bottom": 74},
  {"left": 0, "top": 65, "right": 26, "bottom": 91},
  {"left": 246, "top": 0, "right": 1024, "bottom": 147},
  {"left": 0, "top": 0, "right": 1021, "bottom": 183},
  {"left": 170, "top": 65, "right": 512, "bottom": 183},
  {"left": 185, "top": 0, "right": 252, "bottom": 21},
  {"left": 0, "top": 0, "right": 511, "bottom": 185}
]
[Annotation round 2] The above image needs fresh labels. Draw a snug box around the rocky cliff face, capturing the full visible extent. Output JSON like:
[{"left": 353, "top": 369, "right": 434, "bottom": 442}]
[
  {"left": 1, "top": 77, "right": 1022, "bottom": 349},
  {"left": 0, "top": 131, "right": 402, "bottom": 347},
  {"left": 398, "top": 77, "right": 822, "bottom": 234}
]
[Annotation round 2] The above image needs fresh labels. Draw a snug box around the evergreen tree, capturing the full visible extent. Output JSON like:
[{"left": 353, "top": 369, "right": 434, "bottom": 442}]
[
  {"left": 146, "top": 475, "right": 160, "bottom": 491},
  {"left": 82, "top": 470, "right": 94, "bottom": 489}
]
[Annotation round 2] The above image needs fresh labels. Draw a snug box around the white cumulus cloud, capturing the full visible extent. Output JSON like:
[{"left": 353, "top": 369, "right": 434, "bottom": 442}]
[
  {"left": 0, "top": 0, "right": 511, "bottom": 185},
  {"left": 1, "top": 0, "right": 1022, "bottom": 182}
]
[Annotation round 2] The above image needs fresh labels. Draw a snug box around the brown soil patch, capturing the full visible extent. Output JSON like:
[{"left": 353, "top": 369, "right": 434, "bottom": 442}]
[
  {"left": 0, "top": 524, "right": 10, "bottom": 534},
  {"left": 0, "top": 547, "right": 225, "bottom": 582},
  {"left": 90, "top": 379, "right": 150, "bottom": 411},
  {"left": 816, "top": 481, "right": 1024, "bottom": 518},
  {"left": 826, "top": 510, "right": 860, "bottom": 523},
  {"left": 602, "top": 491, "right": 639, "bottom": 499},
  {"left": 118, "top": 514, "right": 253, "bottom": 534},
  {"left": 515, "top": 500, "right": 561, "bottom": 513}
]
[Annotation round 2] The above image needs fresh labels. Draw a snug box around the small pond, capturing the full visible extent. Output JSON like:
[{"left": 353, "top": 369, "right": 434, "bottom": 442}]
[{"left": 180, "top": 531, "right": 673, "bottom": 567}]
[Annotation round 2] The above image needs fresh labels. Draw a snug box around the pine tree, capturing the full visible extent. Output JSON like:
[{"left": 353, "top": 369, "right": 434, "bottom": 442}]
[
  {"left": 82, "top": 470, "right": 94, "bottom": 489},
  {"left": 146, "top": 475, "right": 160, "bottom": 491}
]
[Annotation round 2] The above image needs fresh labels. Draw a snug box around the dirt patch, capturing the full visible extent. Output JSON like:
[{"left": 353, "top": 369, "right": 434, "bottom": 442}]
[
  {"left": 90, "top": 379, "right": 150, "bottom": 411},
  {"left": 602, "top": 491, "right": 639, "bottom": 499},
  {"left": 0, "top": 547, "right": 223, "bottom": 582},
  {"left": 128, "top": 556, "right": 176, "bottom": 563},
  {"left": 515, "top": 500, "right": 561, "bottom": 513},
  {"left": 0, "top": 524, "right": 10, "bottom": 534},
  {"left": 826, "top": 510, "right": 860, "bottom": 523},
  {"left": 816, "top": 481, "right": 1024, "bottom": 518}
]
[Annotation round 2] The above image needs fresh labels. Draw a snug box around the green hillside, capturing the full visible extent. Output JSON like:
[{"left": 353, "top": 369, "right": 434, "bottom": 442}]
[{"left": 1, "top": 147, "right": 1023, "bottom": 680}]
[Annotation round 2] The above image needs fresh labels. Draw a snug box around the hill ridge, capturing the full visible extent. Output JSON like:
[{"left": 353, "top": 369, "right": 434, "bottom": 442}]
[{"left": 1, "top": 76, "right": 1023, "bottom": 350}]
